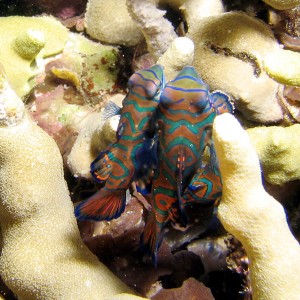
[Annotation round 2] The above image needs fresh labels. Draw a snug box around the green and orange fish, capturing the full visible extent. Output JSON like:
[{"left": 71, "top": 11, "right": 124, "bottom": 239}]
[
  {"left": 75, "top": 65, "right": 165, "bottom": 221},
  {"left": 141, "top": 66, "right": 233, "bottom": 264}
]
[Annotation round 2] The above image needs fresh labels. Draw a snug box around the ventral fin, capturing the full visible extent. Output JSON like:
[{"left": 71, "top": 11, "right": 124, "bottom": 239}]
[
  {"left": 140, "top": 213, "right": 162, "bottom": 267},
  {"left": 74, "top": 188, "right": 126, "bottom": 221},
  {"left": 175, "top": 149, "right": 188, "bottom": 225}
]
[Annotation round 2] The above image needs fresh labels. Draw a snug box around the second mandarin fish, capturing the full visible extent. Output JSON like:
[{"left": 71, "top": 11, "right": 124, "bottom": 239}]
[
  {"left": 75, "top": 65, "right": 165, "bottom": 221},
  {"left": 141, "top": 66, "right": 216, "bottom": 264},
  {"left": 141, "top": 66, "right": 233, "bottom": 264}
]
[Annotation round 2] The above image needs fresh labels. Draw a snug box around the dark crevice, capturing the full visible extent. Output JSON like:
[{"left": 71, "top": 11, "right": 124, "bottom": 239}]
[{"left": 205, "top": 41, "right": 261, "bottom": 77}]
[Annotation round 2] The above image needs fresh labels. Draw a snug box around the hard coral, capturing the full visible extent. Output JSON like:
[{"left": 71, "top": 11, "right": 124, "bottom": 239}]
[
  {"left": 177, "top": 0, "right": 224, "bottom": 30},
  {"left": 247, "top": 124, "right": 300, "bottom": 185},
  {"left": 213, "top": 113, "right": 300, "bottom": 300},
  {"left": 188, "top": 11, "right": 284, "bottom": 123},
  {"left": 126, "top": 0, "right": 177, "bottom": 59},
  {"left": 263, "top": 0, "right": 300, "bottom": 10},
  {"left": 85, "top": 0, "right": 143, "bottom": 46},
  {"left": 157, "top": 37, "right": 194, "bottom": 81},
  {"left": 67, "top": 108, "right": 120, "bottom": 178},
  {"left": 263, "top": 48, "right": 300, "bottom": 86},
  {"left": 0, "top": 67, "right": 141, "bottom": 299},
  {"left": 0, "top": 16, "right": 68, "bottom": 97},
  {"left": 13, "top": 29, "right": 45, "bottom": 60}
]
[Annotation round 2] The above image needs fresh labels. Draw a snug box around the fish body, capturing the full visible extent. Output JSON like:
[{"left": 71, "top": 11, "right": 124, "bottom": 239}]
[
  {"left": 75, "top": 65, "right": 165, "bottom": 221},
  {"left": 142, "top": 66, "right": 217, "bottom": 264},
  {"left": 182, "top": 91, "right": 233, "bottom": 205}
]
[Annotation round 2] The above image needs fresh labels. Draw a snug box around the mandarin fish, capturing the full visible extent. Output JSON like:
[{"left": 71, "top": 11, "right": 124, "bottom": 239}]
[
  {"left": 182, "top": 91, "right": 233, "bottom": 205},
  {"left": 141, "top": 66, "right": 218, "bottom": 265},
  {"left": 75, "top": 65, "right": 165, "bottom": 221}
]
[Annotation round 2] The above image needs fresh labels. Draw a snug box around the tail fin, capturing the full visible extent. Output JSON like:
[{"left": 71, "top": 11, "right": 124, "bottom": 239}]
[
  {"left": 140, "top": 213, "right": 162, "bottom": 266},
  {"left": 75, "top": 188, "right": 126, "bottom": 221}
]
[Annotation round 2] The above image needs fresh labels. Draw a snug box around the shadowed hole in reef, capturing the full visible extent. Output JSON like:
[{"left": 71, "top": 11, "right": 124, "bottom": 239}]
[
  {"left": 203, "top": 269, "right": 246, "bottom": 300},
  {"left": 158, "top": 3, "right": 188, "bottom": 35},
  {"left": 0, "top": 0, "right": 42, "bottom": 16},
  {"left": 158, "top": 251, "right": 204, "bottom": 288}
]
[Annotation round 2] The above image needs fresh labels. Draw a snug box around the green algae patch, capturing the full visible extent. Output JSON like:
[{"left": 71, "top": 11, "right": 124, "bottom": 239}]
[
  {"left": 0, "top": 16, "right": 68, "bottom": 97},
  {"left": 50, "top": 33, "right": 120, "bottom": 104}
]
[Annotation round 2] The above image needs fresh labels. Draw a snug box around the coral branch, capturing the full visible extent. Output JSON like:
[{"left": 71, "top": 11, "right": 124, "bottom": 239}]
[
  {"left": 213, "top": 113, "right": 300, "bottom": 300},
  {"left": 157, "top": 37, "right": 194, "bottom": 81},
  {"left": 126, "top": 0, "right": 177, "bottom": 59},
  {"left": 262, "top": 0, "right": 300, "bottom": 10},
  {"left": 0, "top": 68, "right": 140, "bottom": 299}
]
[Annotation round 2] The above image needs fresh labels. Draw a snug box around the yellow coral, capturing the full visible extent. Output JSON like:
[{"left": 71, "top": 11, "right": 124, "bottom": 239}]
[
  {"left": 247, "top": 124, "right": 300, "bottom": 185},
  {"left": 187, "top": 11, "right": 283, "bottom": 123},
  {"left": 213, "top": 113, "right": 300, "bottom": 300},
  {"left": 0, "top": 67, "right": 140, "bottom": 299},
  {"left": 0, "top": 16, "right": 68, "bottom": 97},
  {"left": 263, "top": 49, "right": 300, "bottom": 86},
  {"left": 13, "top": 29, "right": 45, "bottom": 60},
  {"left": 51, "top": 67, "right": 81, "bottom": 89},
  {"left": 262, "top": 0, "right": 300, "bottom": 10}
]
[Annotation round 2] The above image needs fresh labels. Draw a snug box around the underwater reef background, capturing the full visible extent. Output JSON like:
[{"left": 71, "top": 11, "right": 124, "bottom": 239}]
[{"left": 0, "top": 0, "right": 299, "bottom": 299}]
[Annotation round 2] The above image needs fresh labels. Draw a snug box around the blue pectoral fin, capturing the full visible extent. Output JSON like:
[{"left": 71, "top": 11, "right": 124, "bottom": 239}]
[
  {"left": 183, "top": 161, "right": 222, "bottom": 205},
  {"left": 75, "top": 188, "right": 126, "bottom": 221},
  {"left": 102, "top": 100, "right": 121, "bottom": 120},
  {"left": 134, "top": 136, "right": 158, "bottom": 190},
  {"left": 136, "top": 181, "right": 152, "bottom": 195},
  {"left": 136, "top": 136, "right": 158, "bottom": 171},
  {"left": 210, "top": 91, "right": 234, "bottom": 114}
]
